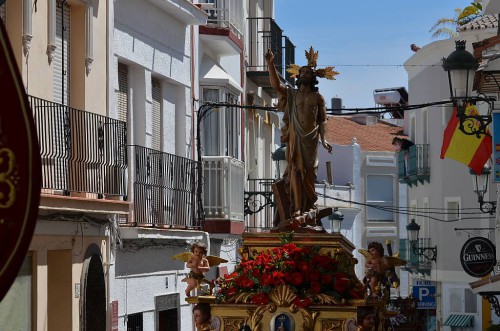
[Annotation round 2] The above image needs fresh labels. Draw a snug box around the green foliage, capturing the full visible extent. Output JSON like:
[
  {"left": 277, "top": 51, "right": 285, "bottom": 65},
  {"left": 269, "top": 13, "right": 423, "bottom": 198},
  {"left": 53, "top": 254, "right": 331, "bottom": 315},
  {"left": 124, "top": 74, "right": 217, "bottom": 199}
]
[
  {"left": 278, "top": 232, "right": 294, "bottom": 245},
  {"left": 429, "top": 2, "right": 483, "bottom": 39}
]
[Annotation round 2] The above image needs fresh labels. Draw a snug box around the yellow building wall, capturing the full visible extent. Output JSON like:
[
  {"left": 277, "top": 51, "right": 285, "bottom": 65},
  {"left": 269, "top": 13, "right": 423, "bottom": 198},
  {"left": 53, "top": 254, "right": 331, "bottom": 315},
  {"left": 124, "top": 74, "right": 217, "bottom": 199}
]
[
  {"left": 30, "top": 234, "right": 109, "bottom": 331},
  {"left": 47, "top": 250, "right": 72, "bottom": 331}
]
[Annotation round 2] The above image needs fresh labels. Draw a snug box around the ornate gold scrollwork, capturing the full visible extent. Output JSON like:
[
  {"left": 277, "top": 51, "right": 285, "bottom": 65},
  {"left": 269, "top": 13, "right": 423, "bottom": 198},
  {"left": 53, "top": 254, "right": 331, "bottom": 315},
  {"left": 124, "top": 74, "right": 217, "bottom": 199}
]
[
  {"left": 269, "top": 284, "right": 297, "bottom": 306},
  {"left": 320, "top": 319, "right": 343, "bottom": 331},
  {"left": 222, "top": 317, "right": 246, "bottom": 331},
  {"left": 0, "top": 147, "right": 17, "bottom": 208}
]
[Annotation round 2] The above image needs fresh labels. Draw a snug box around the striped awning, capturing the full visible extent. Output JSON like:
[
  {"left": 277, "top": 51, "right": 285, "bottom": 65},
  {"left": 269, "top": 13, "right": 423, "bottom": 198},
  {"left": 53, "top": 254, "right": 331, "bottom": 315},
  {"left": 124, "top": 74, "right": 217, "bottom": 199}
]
[{"left": 443, "top": 314, "right": 474, "bottom": 327}]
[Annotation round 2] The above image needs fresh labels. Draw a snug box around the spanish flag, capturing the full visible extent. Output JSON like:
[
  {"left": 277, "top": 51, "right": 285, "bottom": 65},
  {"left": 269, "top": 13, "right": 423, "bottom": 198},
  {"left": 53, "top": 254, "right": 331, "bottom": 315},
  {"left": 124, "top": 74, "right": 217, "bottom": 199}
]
[{"left": 440, "top": 105, "right": 492, "bottom": 174}]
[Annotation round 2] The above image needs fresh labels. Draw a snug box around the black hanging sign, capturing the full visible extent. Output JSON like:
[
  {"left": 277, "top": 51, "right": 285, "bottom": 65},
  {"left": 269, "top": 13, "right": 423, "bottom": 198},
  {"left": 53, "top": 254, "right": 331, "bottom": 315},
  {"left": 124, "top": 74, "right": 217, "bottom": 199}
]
[{"left": 460, "top": 237, "right": 496, "bottom": 278}]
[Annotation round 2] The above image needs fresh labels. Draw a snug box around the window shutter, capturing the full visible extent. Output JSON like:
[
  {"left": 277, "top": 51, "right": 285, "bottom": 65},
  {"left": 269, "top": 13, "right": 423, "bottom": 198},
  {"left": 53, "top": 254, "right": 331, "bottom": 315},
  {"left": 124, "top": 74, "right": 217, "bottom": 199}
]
[
  {"left": 53, "top": 2, "right": 70, "bottom": 105},
  {"left": 117, "top": 63, "right": 128, "bottom": 123},
  {"left": 151, "top": 78, "right": 162, "bottom": 151}
]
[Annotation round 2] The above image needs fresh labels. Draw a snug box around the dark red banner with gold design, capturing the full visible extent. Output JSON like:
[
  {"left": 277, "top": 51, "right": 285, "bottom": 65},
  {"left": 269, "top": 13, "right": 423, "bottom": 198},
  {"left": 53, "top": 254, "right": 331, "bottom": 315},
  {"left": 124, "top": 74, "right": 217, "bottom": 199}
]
[{"left": 0, "top": 20, "right": 41, "bottom": 300}]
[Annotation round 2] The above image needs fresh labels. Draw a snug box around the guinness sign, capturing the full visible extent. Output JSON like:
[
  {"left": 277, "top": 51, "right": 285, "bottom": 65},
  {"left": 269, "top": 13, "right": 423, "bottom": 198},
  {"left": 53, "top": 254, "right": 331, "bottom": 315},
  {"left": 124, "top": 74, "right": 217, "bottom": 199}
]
[{"left": 460, "top": 237, "right": 496, "bottom": 277}]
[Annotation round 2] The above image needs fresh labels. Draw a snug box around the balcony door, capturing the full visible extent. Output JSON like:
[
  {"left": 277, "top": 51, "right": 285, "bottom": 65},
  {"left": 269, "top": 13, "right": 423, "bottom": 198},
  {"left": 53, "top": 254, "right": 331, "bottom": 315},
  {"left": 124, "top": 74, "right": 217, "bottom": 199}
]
[{"left": 201, "top": 87, "right": 240, "bottom": 159}]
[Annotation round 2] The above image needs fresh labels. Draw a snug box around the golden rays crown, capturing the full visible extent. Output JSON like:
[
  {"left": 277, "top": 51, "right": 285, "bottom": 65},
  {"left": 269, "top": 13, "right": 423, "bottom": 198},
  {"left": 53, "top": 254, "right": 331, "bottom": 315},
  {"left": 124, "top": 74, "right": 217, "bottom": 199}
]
[{"left": 286, "top": 46, "right": 339, "bottom": 80}]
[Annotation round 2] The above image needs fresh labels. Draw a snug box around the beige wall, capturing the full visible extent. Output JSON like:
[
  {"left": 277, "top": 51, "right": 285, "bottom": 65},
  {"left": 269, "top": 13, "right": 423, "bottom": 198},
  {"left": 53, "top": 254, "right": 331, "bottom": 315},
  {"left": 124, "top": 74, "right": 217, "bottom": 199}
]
[
  {"left": 30, "top": 234, "right": 109, "bottom": 331},
  {"left": 47, "top": 250, "right": 72, "bottom": 331},
  {"left": 6, "top": 0, "right": 108, "bottom": 116},
  {"left": 86, "top": 1, "right": 108, "bottom": 116}
]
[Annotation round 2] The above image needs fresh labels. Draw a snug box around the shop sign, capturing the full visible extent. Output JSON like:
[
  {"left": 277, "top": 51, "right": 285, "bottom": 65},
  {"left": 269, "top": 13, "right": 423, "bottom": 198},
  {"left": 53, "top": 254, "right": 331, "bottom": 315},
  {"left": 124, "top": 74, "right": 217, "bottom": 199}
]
[{"left": 460, "top": 237, "right": 496, "bottom": 277}]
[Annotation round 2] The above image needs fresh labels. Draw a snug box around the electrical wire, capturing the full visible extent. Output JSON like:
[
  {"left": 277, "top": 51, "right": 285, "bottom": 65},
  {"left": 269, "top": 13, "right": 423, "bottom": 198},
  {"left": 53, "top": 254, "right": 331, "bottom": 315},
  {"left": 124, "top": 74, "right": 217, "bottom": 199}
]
[
  {"left": 316, "top": 64, "right": 441, "bottom": 68},
  {"left": 199, "top": 100, "right": 454, "bottom": 116},
  {"left": 318, "top": 193, "right": 495, "bottom": 222}
]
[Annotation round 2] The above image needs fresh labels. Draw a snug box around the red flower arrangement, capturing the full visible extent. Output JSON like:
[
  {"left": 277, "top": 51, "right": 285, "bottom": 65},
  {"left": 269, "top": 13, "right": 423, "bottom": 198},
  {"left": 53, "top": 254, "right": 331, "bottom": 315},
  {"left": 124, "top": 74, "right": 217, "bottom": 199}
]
[{"left": 214, "top": 243, "right": 364, "bottom": 307}]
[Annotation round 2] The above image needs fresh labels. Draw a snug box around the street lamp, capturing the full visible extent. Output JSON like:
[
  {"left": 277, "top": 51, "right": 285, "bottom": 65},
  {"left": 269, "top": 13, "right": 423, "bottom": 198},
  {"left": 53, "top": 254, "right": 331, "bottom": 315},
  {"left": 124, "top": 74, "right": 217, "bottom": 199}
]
[
  {"left": 329, "top": 207, "right": 344, "bottom": 234},
  {"left": 442, "top": 40, "right": 495, "bottom": 138},
  {"left": 406, "top": 219, "right": 437, "bottom": 262},
  {"left": 271, "top": 143, "right": 287, "bottom": 179},
  {"left": 469, "top": 165, "right": 497, "bottom": 215}
]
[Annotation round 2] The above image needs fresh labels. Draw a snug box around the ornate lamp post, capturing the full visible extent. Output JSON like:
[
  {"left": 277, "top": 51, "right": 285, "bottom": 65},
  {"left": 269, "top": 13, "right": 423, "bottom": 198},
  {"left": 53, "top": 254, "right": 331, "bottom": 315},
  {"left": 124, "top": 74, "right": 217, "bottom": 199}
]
[
  {"left": 406, "top": 219, "right": 437, "bottom": 262},
  {"left": 469, "top": 166, "right": 497, "bottom": 214},
  {"left": 442, "top": 40, "right": 495, "bottom": 137}
]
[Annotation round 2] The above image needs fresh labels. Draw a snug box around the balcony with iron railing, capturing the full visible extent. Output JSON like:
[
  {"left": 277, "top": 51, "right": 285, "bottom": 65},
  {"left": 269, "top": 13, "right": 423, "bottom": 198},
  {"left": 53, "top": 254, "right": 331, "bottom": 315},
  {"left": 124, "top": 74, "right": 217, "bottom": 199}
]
[
  {"left": 202, "top": 156, "right": 245, "bottom": 234},
  {"left": 243, "top": 178, "right": 355, "bottom": 232},
  {"left": 399, "top": 238, "right": 432, "bottom": 275},
  {"left": 128, "top": 145, "right": 200, "bottom": 229},
  {"left": 247, "top": 17, "right": 295, "bottom": 95},
  {"left": 197, "top": 0, "right": 244, "bottom": 56},
  {"left": 30, "top": 95, "right": 128, "bottom": 200},
  {"left": 398, "top": 144, "right": 430, "bottom": 187},
  {"left": 30, "top": 95, "right": 201, "bottom": 227}
]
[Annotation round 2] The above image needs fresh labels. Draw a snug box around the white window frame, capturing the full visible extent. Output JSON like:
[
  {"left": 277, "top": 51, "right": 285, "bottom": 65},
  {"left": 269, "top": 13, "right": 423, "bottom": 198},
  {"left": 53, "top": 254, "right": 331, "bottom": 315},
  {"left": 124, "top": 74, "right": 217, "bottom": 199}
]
[
  {"left": 422, "top": 107, "right": 428, "bottom": 145},
  {"left": 445, "top": 197, "right": 462, "bottom": 221},
  {"left": 200, "top": 86, "right": 240, "bottom": 159},
  {"left": 366, "top": 174, "right": 395, "bottom": 222},
  {"left": 85, "top": 0, "right": 93, "bottom": 74},
  {"left": 409, "top": 112, "right": 416, "bottom": 142},
  {"left": 22, "top": 0, "right": 33, "bottom": 56},
  {"left": 447, "top": 287, "right": 477, "bottom": 314}
]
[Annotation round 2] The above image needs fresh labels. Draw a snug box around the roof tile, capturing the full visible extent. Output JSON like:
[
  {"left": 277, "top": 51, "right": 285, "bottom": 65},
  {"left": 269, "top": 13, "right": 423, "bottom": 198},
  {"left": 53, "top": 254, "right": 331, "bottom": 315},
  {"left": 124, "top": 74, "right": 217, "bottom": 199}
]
[
  {"left": 459, "top": 14, "right": 498, "bottom": 31},
  {"left": 324, "top": 116, "right": 406, "bottom": 152}
]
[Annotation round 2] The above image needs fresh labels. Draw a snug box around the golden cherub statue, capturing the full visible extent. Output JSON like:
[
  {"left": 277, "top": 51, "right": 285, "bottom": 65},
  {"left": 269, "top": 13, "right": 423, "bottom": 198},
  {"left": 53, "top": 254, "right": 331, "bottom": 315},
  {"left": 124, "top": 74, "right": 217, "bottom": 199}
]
[
  {"left": 172, "top": 242, "right": 227, "bottom": 297},
  {"left": 358, "top": 242, "right": 406, "bottom": 300}
]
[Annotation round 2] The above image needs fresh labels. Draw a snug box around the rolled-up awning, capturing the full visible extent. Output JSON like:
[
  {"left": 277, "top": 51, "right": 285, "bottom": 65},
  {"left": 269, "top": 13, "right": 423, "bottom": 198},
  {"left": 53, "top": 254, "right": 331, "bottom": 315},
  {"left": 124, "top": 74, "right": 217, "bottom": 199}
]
[{"left": 443, "top": 314, "right": 474, "bottom": 327}]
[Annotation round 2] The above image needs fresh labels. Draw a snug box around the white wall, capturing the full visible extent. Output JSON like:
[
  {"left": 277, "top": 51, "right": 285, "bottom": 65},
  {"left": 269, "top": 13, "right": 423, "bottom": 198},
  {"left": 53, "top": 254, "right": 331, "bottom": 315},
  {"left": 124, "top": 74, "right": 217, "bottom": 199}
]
[{"left": 113, "top": 0, "right": 193, "bottom": 155}]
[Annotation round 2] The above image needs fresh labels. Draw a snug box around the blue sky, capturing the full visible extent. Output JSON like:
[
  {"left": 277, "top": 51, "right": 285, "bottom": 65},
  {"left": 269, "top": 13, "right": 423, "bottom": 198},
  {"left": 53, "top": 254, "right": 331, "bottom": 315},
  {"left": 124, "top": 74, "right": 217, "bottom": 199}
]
[{"left": 274, "top": 0, "right": 474, "bottom": 109}]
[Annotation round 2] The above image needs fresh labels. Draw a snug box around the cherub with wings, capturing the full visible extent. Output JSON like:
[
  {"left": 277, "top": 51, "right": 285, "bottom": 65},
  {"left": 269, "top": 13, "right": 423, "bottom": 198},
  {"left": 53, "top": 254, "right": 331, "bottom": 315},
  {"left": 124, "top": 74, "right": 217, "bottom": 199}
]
[
  {"left": 173, "top": 242, "right": 227, "bottom": 297},
  {"left": 358, "top": 242, "right": 406, "bottom": 299}
]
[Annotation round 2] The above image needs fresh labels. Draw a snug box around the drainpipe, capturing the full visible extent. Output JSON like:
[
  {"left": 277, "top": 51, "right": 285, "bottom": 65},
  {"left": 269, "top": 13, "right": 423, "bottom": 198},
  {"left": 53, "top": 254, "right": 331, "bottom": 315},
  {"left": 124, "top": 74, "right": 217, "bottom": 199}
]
[{"left": 191, "top": 25, "right": 196, "bottom": 161}]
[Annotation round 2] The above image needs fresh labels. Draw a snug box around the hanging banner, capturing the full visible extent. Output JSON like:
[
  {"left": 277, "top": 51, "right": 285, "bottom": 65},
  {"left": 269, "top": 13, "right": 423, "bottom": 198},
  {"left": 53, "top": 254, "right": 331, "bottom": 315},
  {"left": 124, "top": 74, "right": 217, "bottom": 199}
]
[{"left": 0, "top": 21, "right": 41, "bottom": 300}]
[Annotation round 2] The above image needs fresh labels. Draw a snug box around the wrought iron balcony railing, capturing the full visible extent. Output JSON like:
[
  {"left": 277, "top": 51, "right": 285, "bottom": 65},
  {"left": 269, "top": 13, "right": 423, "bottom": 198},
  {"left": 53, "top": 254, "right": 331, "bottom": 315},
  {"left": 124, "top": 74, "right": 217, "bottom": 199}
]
[
  {"left": 203, "top": 156, "right": 244, "bottom": 221},
  {"left": 244, "top": 178, "right": 276, "bottom": 231},
  {"left": 247, "top": 17, "right": 295, "bottom": 86},
  {"left": 130, "top": 145, "right": 200, "bottom": 228},
  {"left": 199, "top": 0, "right": 244, "bottom": 40},
  {"left": 30, "top": 95, "right": 127, "bottom": 198},
  {"left": 398, "top": 144, "right": 430, "bottom": 187}
]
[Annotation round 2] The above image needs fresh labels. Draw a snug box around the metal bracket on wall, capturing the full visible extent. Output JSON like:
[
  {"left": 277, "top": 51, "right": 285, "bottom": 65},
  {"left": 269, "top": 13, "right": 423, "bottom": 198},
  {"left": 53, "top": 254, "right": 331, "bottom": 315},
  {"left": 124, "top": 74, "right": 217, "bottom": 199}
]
[
  {"left": 454, "top": 227, "right": 495, "bottom": 240},
  {"left": 480, "top": 292, "right": 500, "bottom": 317}
]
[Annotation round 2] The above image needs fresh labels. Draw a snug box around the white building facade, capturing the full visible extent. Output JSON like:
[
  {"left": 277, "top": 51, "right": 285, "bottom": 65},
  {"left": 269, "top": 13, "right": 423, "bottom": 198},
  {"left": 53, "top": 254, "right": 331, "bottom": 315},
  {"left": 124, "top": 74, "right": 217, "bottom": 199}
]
[{"left": 403, "top": 1, "right": 499, "bottom": 328}]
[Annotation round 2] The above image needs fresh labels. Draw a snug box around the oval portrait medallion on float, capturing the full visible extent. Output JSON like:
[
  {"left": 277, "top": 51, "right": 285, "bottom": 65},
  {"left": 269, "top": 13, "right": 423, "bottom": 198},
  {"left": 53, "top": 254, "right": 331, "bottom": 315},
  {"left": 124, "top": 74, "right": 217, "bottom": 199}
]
[
  {"left": 460, "top": 237, "right": 496, "bottom": 278},
  {"left": 0, "top": 20, "right": 41, "bottom": 300}
]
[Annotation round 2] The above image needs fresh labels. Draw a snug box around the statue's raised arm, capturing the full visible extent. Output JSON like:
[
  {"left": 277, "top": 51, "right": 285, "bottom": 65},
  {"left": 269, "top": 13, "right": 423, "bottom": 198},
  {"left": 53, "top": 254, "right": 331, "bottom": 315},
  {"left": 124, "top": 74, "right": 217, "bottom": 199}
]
[{"left": 265, "top": 49, "right": 286, "bottom": 97}]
